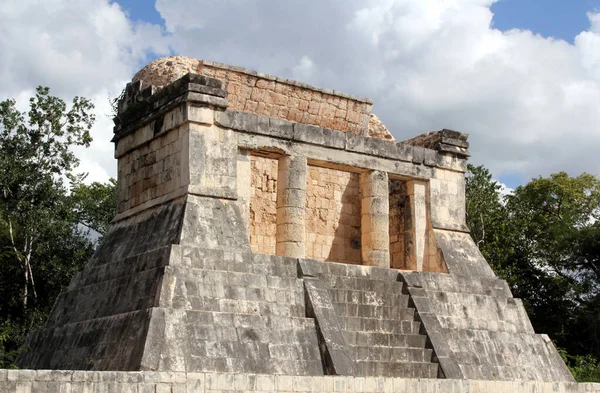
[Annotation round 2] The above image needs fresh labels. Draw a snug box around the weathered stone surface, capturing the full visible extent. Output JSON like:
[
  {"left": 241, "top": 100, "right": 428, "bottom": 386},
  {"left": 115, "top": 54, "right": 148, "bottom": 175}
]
[
  {"left": 0, "top": 371, "right": 598, "bottom": 393},
  {"left": 302, "top": 277, "right": 355, "bottom": 375},
  {"left": 402, "top": 129, "right": 470, "bottom": 159},
  {"left": 18, "top": 57, "right": 574, "bottom": 384},
  {"left": 132, "top": 56, "right": 373, "bottom": 135},
  {"left": 401, "top": 271, "right": 575, "bottom": 382},
  {"left": 367, "top": 113, "right": 395, "bottom": 141}
]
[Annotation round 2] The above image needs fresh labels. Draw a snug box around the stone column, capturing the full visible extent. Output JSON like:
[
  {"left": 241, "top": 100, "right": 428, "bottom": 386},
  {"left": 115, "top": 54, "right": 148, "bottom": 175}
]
[
  {"left": 360, "top": 170, "right": 390, "bottom": 268},
  {"left": 276, "top": 155, "right": 307, "bottom": 258},
  {"left": 406, "top": 180, "right": 428, "bottom": 271},
  {"left": 236, "top": 150, "right": 252, "bottom": 234}
]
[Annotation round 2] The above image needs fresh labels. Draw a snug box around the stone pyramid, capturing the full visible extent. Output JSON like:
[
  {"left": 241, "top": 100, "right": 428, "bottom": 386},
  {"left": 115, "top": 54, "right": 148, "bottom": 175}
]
[{"left": 19, "top": 56, "right": 574, "bottom": 382}]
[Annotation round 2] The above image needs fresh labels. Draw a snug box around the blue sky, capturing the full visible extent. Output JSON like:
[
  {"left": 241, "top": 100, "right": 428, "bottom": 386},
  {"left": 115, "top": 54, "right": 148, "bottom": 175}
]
[
  {"left": 115, "top": 0, "right": 164, "bottom": 26},
  {"left": 492, "top": 0, "right": 600, "bottom": 43},
  {"left": 115, "top": 0, "right": 600, "bottom": 44}
]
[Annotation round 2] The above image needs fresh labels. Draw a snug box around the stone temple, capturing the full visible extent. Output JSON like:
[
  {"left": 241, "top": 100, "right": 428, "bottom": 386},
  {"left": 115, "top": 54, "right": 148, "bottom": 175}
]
[{"left": 18, "top": 56, "right": 575, "bottom": 383}]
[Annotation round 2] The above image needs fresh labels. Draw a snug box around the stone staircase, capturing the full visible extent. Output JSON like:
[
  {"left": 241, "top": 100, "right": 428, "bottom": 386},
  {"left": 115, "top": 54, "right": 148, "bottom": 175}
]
[
  {"left": 401, "top": 271, "right": 575, "bottom": 381},
  {"left": 300, "top": 260, "right": 440, "bottom": 378}
]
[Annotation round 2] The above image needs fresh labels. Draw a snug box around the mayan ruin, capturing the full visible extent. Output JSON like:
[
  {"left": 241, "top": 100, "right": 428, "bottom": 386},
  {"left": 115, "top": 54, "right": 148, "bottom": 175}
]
[{"left": 6, "top": 56, "right": 598, "bottom": 392}]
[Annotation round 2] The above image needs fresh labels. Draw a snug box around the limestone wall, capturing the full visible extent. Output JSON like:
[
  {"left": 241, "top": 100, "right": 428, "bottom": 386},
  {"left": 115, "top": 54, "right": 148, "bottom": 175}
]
[
  {"left": 116, "top": 107, "right": 185, "bottom": 213},
  {"left": 305, "top": 166, "right": 361, "bottom": 264},
  {"left": 250, "top": 155, "right": 278, "bottom": 254},
  {"left": 203, "top": 62, "right": 372, "bottom": 134},
  {"left": 1, "top": 370, "right": 598, "bottom": 392},
  {"left": 130, "top": 57, "right": 374, "bottom": 136}
]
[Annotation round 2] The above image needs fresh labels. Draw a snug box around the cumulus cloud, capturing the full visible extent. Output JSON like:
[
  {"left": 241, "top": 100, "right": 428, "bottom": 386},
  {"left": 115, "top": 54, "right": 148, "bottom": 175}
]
[
  {"left": 1, "top": 0, "right": 599, "bottom": 185},
  {"left": 155, "top": 0, "right": 600, "bottom": 181},
  {"left": 0, "top": 0, "right": 170, "bottom": 183}
]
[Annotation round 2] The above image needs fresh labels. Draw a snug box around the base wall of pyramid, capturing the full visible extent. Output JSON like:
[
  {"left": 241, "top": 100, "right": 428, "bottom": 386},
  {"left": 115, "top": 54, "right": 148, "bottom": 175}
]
[
  {"left": 18, "top": 67, "right": 576, "bottom": 382},
  {"left": 1, "top": 370, "right": 599, "bottom": 392}
]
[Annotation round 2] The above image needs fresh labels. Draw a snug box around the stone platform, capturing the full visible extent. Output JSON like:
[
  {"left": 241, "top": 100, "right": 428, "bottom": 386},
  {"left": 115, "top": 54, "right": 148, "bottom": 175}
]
[{"left": 1, "top": 370, "right": 598, "bottom": 393}]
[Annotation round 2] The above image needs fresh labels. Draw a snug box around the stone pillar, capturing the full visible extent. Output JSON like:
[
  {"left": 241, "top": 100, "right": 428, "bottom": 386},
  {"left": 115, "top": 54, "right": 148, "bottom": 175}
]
[
  {"left": 406, "top": 180, "right": 428, "bottom": 271},
  {"left": 360, "top": 170, "right": 390, "bottom": 268},
  {"left": 236, "top": 150, "right": 252, "bottom": 234},
  {"left": 276, "top": 155, "right": 307, "bottom": 258}
]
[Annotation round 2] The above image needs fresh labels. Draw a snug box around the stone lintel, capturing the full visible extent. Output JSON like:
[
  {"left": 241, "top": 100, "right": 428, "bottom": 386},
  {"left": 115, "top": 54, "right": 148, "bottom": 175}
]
[{"left": 219, "top": 110, "right": 467, "bottom": 173}]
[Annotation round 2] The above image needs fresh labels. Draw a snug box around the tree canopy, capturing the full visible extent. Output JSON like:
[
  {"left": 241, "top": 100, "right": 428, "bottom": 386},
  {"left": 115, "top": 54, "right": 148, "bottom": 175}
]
[
  {"left": 466, "top": 164, "right": 600, "bottom": 381},
  {"left": 0, "top": 87, "right": 115, "bottom": 367}
]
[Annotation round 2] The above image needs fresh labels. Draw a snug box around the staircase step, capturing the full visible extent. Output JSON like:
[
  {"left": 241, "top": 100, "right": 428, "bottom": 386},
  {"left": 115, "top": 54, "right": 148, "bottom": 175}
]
[
  {"left": 319, "top": 261, "right": 400, "bottom": 281},
  {"left": 352, "top": 346, "right": 433, "bottom": 363},
  {"left": 355, "top": 361, "right": 439, "bottom": 378},
  {"left": 328, "top": 289, "right": 409, "bottom": 307},
  {"left": 186, "top": 284, "right": 304, "bottom": 304},
  {"left": 326, "top": 276, "right": 405, "bottom": 292},
  {"left": 332, "top": 303, "right": 415, "bottom": 320},
  {"left": 344, "top": 332, "right": 427, "bottom": 348},
  {"left": 339, "top": 317, "right": 421, "bottom": 334},
  {"left": 179, "top": 269, "right": 302, "bottom": 290}
]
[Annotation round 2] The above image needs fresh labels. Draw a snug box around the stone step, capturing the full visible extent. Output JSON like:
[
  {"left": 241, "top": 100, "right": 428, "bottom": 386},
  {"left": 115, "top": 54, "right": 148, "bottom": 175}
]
[
  {"left": 339, "top": 317, "right": 421, "bottom": 334},
  {"left": 401, "top": 271, "right": 512, "bottom": 298},
  {"left": 176, "top": 268, "right": 302, "bottom": 290},
  {"left": 186, "top": 283, "right": 305, "bottom": 306},
  {"left": 326, "top": 276, "right": 405, "bottom": 293},
  {"left": 328, "top": 289, "right": 409, "bottom": 307},
  {"left": 178, "top": 247, "right": 299, "bottom": 278},
  {"left": 187, "top": 257, "right": 299, "bottom": 279},
  {"left": 188, "top": 355, "right": 324, "bottom": 376},
  {"left": 196, "top": 340, "right": 323, "bottom": 361},
  {"left": 187, "top": 298, "right": 306, "bottom": 316},
  {"left": 352, "top": 346, "right": 433, "bottom": 363},
  {"left": 332, "top": 303, "right": 416, "bottom": 320},
  {"left": 355, "top": 361, "right": 439, "bottom": 378},
  {"left": 71, "top": 247, "right": 171, "bottom": 289},
  {"left": 343, "top": 331, "right": 427, "bottom": 348},
  {"left": 188, "top": 311, "right": 319, "bottom": 345},
  {"left": 47, "top": 268, "right": 163, "bottom": 326},
  {"left": 415, "top": 290, "right": 533, "bottom": 333},
  {"left": 315, "top": 260, "right": 400, "bottom": 281}
]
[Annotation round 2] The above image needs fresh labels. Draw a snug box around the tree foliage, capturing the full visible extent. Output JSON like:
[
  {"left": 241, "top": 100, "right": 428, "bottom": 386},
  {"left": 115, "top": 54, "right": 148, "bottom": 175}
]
[
  {"left": 71, "top": 178, "right": 117, "bottom": 236},
  {"left": 0, "top": 87, "right": 116, "bottom": 367},
  {"left": 466, "top": 165, "right": 600, "bottom": 381}
]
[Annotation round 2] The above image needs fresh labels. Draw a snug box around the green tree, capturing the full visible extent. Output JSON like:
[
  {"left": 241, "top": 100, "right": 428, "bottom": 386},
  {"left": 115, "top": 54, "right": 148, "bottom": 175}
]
[
  {"left": 465, "top": 164, "right": 514, "bottom": 276},
  {"left": 506, "top": 173, "right": 600, "bottom": 358},
  {"left": 0, "top": 86, "right": 94, "bottom": 308},
  {"left": 466, "top": 165, "right": 600, "bottom": 381},
  {"left": 0, "top": 87, "right": 116, "bottom": 367},
  {"left": 71, "top": 178, "right": 117, "bottom": 236}
]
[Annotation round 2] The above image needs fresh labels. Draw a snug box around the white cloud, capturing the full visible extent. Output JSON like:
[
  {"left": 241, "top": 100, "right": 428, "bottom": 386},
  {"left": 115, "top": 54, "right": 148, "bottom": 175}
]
[
  {"left": 494, "top": 179, "right": 514, "bottom": 198},
  {"left": 1, "top": 0, "right": 599, "bottom": 186},
  {"left": 154, "top": 0, "right": 600, "bottom": 181},
  {"left": 0, "top": 0, "right": 170, "bottom": 183}
]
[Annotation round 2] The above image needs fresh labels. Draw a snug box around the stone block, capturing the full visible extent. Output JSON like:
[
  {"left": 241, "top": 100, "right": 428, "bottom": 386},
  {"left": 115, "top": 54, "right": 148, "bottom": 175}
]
[
  {"left": 7, "top": 371, "right": 35, "bottom": 382},
  {"left": 269, "top": 118, "right": 294, "bottom": 139},
  {"left": 293, "top": 123, "right": 345, "bottom": 149}
]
